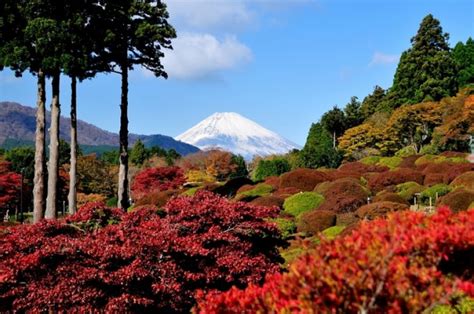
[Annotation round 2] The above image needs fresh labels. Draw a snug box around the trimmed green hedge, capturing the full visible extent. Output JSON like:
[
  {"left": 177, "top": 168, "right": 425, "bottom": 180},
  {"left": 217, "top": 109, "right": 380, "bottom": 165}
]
[{"left": 283, "top": 192, "right": 325, "bottom": 218}]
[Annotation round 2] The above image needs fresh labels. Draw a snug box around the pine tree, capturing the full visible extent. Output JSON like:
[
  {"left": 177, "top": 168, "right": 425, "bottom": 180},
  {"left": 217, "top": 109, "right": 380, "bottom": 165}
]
[
  {"left": 97, "top": 0, "right": 176, "bottom": 210},
  {"left": 344, "top": 96, "right": 363, "bottom": 128},
  {"left": 390, "top": 14, "right": 458, "bottom": 106},
  {"left": 300, "top": 123, "right": 343, "bottom": 169},
  {"left": 321, "top": 106, "right": 346, "bottom": 148},
  {"left": 361, "top": 85, "right": 386, "bottom": 119},
  {"left": 130, "top": 140, "right": 149, "bottom": 166},
  {"left": 452, "top": 37, "right": 474, "bottom": 87}
]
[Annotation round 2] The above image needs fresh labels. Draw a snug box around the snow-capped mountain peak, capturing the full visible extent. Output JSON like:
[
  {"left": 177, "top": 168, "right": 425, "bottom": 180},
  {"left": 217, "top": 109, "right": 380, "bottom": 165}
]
[{"left": 175, "top": 112, "right": 300, "bottom": 159}]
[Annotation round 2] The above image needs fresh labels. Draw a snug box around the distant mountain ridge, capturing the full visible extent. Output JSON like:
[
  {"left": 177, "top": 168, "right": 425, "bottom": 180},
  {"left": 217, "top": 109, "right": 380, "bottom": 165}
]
[
  {"left": 0, "top": 102, "right": 199, "bottom": 155},
  {"left": 176, "top": 112, "right": 300, "bottom": 159}
]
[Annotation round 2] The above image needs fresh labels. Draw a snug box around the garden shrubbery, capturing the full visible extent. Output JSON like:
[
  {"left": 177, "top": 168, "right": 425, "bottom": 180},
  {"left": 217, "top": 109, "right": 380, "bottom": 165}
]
[
  {"left": 0, "top": 191, "right": 283, "bottom": 312},
  {"left": 197, "top": 208, "right": 474, "bottom": 313},
  {"left": 279, "top": 169, "right": 330, "bottom": 191},
  {"left": 297, "top": 210, "right": 337, "bottom": 236},
  {"left": 368, "top": 168, "right": 424, "bottom": 192},
  {"left": 131, "top": 166, "right": 185, "bottom": 201},
  {"left": 316, "top": 178, "right": 369, "bottom": 213},
  {"left": 283, "top": 192, "right": 325, "bottom": 217},
  {"left": 355, "top": 201, "right": 408, "bottom": 220},
  {"left": 439, "top": 188, "right": 474, "bottom": 212}
]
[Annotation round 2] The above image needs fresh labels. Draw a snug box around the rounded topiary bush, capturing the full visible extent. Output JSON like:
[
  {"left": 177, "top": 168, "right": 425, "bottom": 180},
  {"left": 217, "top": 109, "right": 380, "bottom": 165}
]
[
  {"left": 377, "top": 157, "right": 403, "bottom": 169},
  {"left": 355, "top": 201, "right": 408, "bottom": 220},
  {"left": 338, "top": 161, "right": 389, "bottom": 175},
  {"left": 235, "top": 183, "right": 274, "bottom": 201},
  {"left": 250, "top": 195, "right": 284, "bottom": 209},
  {"left": 373, "top": 191, "right": 410, "bottom": 206},
  {"left": 264, "top": 176, "right": 281, "bottom": 189},
  {"left": 438, "top": 188, "right": 474, "bottom": 213},
  {"left": 283, "top": 192, "right": 325, "bottom": 218},
  {"left": 421, "top": 162, "right": 474, "bottom": 185},
  {"left": 450, "top": 171, "right": 474, "bottom": 191},
  {"left": 336, "top": 212, "right": 359, "bottom": 226},
  {"left": 297, "top": 210, "right": 337, "bottom": 236},
  {"left": 396, "top": 181, "right": 425, "bottom": 202},
  {"left": 269, "top": 217, "right": 296, "bottom": 239},
  {"left": 420, "top": 184, "right": 452, "bottom": 205},
  {"left": 316, "top": 178, "right": 369, "bottom": 214},
  {"left": 368, "top": 168, "right": 424, "bottom": 193},
  {"left": 279, "top": 169, "right": 330, "bottom": 191},
  {"left": 398, "top": 155, "right": 421, "bottom": 169}
]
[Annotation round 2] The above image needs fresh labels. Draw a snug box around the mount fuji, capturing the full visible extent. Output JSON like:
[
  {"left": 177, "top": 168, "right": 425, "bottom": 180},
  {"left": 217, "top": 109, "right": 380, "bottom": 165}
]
[{"left": 175, "top": 112, "right": 300, "bottom": 160}]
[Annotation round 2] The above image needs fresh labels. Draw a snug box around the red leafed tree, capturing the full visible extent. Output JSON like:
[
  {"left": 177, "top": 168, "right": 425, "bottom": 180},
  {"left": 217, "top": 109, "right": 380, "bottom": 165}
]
[
  {"left": 131, "top": 166, "right": 185, "bottom": 201},
  {"left": 0, "top": 161, "right": 21, "bottom": 215},
  {"left": 197, "top": 207, "right": 474, "bottom": 313},
  {"left": 0, "top": 191, "right": 283, "bottom": 312}
]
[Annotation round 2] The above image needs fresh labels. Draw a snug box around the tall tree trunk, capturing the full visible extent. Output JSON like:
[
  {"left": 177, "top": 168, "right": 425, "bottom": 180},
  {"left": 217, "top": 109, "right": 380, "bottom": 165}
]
[
  {"left": 117, "top": 64, "right": 129, "bottom": 210},
  {"left": 45, "top": 72, "right": 61, "bottom": 219},
  {"left": 333, "top": 131, "right": 336, "bottom": 149},
  {"left": 68, "top": 76, "right": 78, "bottom": 215},
  {"left": 33, "top": 70, "right": 46, "bottom": 223}
]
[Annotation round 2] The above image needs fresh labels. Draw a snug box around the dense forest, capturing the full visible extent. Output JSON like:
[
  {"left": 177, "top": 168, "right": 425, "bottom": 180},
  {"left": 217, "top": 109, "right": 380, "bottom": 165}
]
[{"left": 1, "top": 2, "right": 474, "bottom": 313}]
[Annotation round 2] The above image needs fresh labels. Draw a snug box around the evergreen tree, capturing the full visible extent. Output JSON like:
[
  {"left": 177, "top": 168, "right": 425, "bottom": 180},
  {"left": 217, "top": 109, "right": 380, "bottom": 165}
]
[
  {"left": 321, "top": 106, "right": 346, "bottom": 148},
  {"left": 97, "top": 0, "right": 176, "bottom": 209},
  {"left": 0, "top": 0, "right": 66, "bottom": 221},
  {"left": 344, "top": 96, "right": 363, "bottom": 128},
  {"left": 452, "top": 37, "right": 474, "bottom": 87},
  {"left": 361, "top": 85, "right": 386, "bottom": 119},
  {"left": 230, "top": 155, "right": 248, "bottom": 179},
  {"left": 300, "top": 123, "right": 343, "bottom": 169},
  {"left": 390, "top": 14, "right": 458, "bottom": 106},
  {"left": 130, "top": 140, "right": 149, "bottom": 166}
]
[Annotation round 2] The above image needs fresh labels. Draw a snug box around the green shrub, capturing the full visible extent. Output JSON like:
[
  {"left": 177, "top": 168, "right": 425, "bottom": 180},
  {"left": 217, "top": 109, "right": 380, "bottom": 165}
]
[
  {"left": 377, "top": 156, "right": 402, "bottom": 169},
  {"left": 321, "top": 225, "right": 346, "bottom": 240},
  {"left": 253, "top": 158, "right": 291, "bottom": 181},
  {"left": 415, "top": 154, "right": 468, "bottom": 166},
  {"left": 237, "top": 183, "right": 274, "bottom": 198},
  {"left": 419, "top": 144, "right": 440, "bottom": 155},
  {"left": 269, "top": 217, "right": 296, "bottom": 239},
  {"left": 359, "top": 156, "right": 380, "bottom": 165},
  {"left": 283, "top": 192, "right": 325, "bottom": 218},
  {"left": 396, "top": 181, "right": 425, "bottom": 201},
  {"left": 395, "top": 146, "right": 418, "bottom": 157},
  {"left": 432, "top": 296, "right": 474, "bottom": 314},
  {"left": 420, "top": 184, "right": 452, "bottom": 204}
]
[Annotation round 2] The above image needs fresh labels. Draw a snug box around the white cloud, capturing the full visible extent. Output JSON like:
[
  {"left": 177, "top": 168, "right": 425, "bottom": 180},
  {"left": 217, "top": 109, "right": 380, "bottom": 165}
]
[
  {"left": 369, "top": 52, "right": 399, "bottom": 66},
  {"left": 161, "top": 32, "right": 252, "bottom": 79},
  {"left": 165, "top": 0, "right": 254, "bottom": 30}
]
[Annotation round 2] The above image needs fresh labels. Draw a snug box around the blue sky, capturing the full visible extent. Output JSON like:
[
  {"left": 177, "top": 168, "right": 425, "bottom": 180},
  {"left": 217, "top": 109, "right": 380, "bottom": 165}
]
[{"left": 0, "top": 0, "right": 473, "bottom": 146}]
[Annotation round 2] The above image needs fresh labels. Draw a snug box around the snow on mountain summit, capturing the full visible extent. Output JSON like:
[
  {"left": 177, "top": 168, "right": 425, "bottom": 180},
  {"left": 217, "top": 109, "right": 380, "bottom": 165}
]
[{"left": 175, "top": 112, "right": 300, "bottom": 159}]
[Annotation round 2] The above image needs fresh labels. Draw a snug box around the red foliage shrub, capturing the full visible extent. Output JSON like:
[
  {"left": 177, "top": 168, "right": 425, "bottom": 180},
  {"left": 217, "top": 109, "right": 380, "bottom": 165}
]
[
  {"left": 133, "top": 189, "right": 178, "bottom": 208},
  {"left": 0, "top": 172, "right": 21, "bottom": 211},
  {"left": 450, "top": 171, "right": 474, "bottom": 191},
  {"left": 438, "top": 188, "right": 474, "bottom": 213},
  {"left": 197, "top": 208, "right": 474, "bottom": 313},
  {"left": 424, "top": 173, "right": 447, "bottom": 186},
  {"left": 316, "top": 178, "right": 369, "bottom": 214},
  {"left": 368, "top": 168, "right": 424, "bottom": 193},
  {"left": 338, "top": 161, "right": 389, "bottom": 175},
  {"left": 263, "top": 176, "right": 281, "bottom": 189},
  {"left": 250, "top": 196, "right": 284, "bottom": 208},
  {"left": 297, "top": 210, "right": 336, "bottom": 236},
  {"left": 373, "top": 191, "right": 410, "bottom": 206},
  {"left": 355, "top": 201, "right": 408, "bottom": 220},
  {"left": 336, "top": 212, "right": 359, "bottom": 226},
  {"left": 131, "top": 166, "right": 185, "bottom": 200},
  {"left": 0, "top": 191, "right": 283, "bottom": 312},
  {"left": 421, "top": 162, "right": 474, "bottom": 184},
  {"left": 279, "top": 169, "right": 330, "bottom": 191}
]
